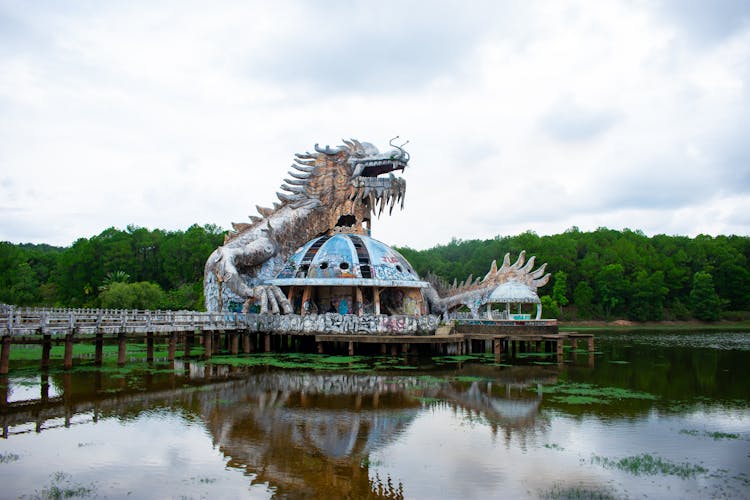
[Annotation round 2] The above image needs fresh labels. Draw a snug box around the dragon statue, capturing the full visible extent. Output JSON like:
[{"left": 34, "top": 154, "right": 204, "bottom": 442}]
[
  {"left": 424, "top": 251, "right": 551, "bottom": 318},
  {"left": 204, "top": 139, "right": 408, "bottom": 313},
  {"left": 204, "top": 138, "right": 551, "bottom": 318}
]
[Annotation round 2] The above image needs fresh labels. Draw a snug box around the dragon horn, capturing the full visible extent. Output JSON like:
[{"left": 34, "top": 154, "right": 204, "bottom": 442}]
[{"left": 314, "top": 144, "right": 341, "bottom": 155}]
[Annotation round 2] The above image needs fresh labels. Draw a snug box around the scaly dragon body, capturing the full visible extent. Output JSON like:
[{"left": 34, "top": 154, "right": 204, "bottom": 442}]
[{"left": 204, "top": 139, "right": 408, "bottom": 313}]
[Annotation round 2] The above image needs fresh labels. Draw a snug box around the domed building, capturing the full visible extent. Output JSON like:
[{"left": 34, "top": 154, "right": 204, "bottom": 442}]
[{"left": 267, "top": 233, "right": 429, "bottom": 317}]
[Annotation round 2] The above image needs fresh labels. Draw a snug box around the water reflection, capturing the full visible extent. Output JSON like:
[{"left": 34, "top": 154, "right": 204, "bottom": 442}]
[{"left": 0, "top": 363, "right": 558, "bottom": 497}]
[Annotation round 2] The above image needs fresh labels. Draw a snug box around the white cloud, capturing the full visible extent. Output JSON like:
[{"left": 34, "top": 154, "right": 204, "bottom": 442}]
[{"left": 0, "top": 0, "right": 749, "bottom": 248}]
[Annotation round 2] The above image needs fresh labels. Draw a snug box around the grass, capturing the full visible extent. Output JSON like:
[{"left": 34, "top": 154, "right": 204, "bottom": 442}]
[
  {"left": 590, "top": 453, "right": 708, "bottom": 478},
  {"left": 560, "top": 320, "right": 750, "bottom": 332}
]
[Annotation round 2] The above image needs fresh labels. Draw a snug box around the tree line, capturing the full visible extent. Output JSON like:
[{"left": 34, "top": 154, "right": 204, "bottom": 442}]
[
  {"left": 0, "top": 224, "right": 224, "bottom": 311},
  {"left": 396, "top": 227, "right": 750, "bottom": 321},
  {"left": 1, "top": 225, "right": 748, "bottom": 320}
]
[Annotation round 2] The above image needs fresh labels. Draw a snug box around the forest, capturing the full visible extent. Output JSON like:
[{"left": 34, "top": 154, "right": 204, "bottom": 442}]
[{"left": 1, "top": 225, "right": 748, "bottom": 321}]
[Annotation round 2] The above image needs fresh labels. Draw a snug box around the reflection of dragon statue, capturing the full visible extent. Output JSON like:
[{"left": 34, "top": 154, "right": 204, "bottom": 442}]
[{"left": 204, "top": 139, "right": 409, "bottom": 312}]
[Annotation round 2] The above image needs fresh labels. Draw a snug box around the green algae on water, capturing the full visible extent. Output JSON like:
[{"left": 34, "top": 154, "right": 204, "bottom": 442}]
[{"left": 533, "top": 382, "right": 658, "bottom": 405}]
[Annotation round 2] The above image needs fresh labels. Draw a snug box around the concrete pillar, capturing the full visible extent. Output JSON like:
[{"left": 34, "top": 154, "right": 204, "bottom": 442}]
[
  {"left": 184, "top": 330, "right": 194, "bottom": 359},
  {"left": 0, "top": 336, "right": 11, "bottom": 376},
  {"left": 243, "top": 333, "right": 252, "bottom": 354},
  {"left": 146, "top": 333, "right": 154, "bottom": 362},
  {"left": 41, "top": 335, "right": 52, "bottom": 370},
  {"left": 401, "top": 343, "right": 409, "bottom": 354},
  {"left": 94, "top": 333, "right": 104, "bottom": 366},
  {"left": 571, "top": 338, "right": 578, "bottom": 350},
  {"left": 373, "top": 287, "right": 381, "bottom": 315},
  {"left": 231, "top": 334, "right": 239, "bottom": 355},
  {"left": 168, "top": 332, "right": 177, "bottom": 361},
  {"left": 203, "top": 331, "right": 212, "bottom": 359},
  {"left": 316, "top": 341, "right": 324, "bottom": 354},
  {"left": 0, "top": 375, "right": 7, "bottom": 407},
  {"left": 587, "top": 337, "right": 595, "bottom": 352},
  {"left": 390, "top": 344, "right": 398, "bottom": 356},
  {"left": 63, "top": 334, "right": 74, "bottom": 370},
  {"left": 264, "top": 333, "right": 271, "bottom": 353},
  {"left": 348, "top": 341, "right": 354, "bottom": 356},
  {"left": 117, "top": 332, "right": 127, "bottom": 366},
  {"left": 493, "top": 339, "right": 502, "bottom": 356}
]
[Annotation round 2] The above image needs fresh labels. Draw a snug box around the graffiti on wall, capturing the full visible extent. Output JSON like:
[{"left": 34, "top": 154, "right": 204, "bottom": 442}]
[{"left": 233, "top": 313, "right": 440, "bottom": 335}]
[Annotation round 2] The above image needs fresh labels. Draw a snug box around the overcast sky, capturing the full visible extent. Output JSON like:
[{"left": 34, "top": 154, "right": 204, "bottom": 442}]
[{"left": 1, "top": 0, "right": 749, "bottom": 250}]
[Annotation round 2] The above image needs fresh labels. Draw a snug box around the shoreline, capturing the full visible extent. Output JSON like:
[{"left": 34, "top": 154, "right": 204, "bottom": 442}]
[{"left": 559, "top": 319, "right": 750, "bottom": 331}]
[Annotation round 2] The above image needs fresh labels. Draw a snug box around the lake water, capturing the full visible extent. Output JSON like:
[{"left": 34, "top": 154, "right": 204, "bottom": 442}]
[{"left": 0, "top": 331, "right": 748, "bottom": 499}]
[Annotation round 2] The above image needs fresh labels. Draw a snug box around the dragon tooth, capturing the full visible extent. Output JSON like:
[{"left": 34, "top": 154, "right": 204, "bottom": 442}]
[
  {"left": 463, "top": 275, "right": 473, "bottom": 287},
  {"left": 483, "top": 260, "right": 498, "bottom": 282},
  {"left": 272, "top": 202, "right": 282, "bottom": 210},
  {"left": 511, "top": 251, "right": 526, "bottom": 270},
  {"left": 249, "top": 215, "right": 262, "bottom": 224},
  {"left": 231, "top": 222, "right": 251, "bottom": 232},
  {"left": 451, "top": 278, "right": 458, "bottom": 289}
]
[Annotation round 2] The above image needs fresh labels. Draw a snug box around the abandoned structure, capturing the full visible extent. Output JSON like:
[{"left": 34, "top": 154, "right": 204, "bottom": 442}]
[{"left": 201, "top": 138, "right": 558, "bottom": 342}]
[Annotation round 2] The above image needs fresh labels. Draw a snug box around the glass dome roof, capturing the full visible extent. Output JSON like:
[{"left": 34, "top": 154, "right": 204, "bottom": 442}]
[{"left": 268, "top": 233, "right": 428, "bottom": 288}]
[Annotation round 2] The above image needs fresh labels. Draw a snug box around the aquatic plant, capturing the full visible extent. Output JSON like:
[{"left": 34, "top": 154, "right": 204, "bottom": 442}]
[
  {"left": 533, "top": 382, "right": 658, "bottom": 405},
  {"left": 590, "top": 453, "right": 708, "bottom": 478},
  {"left": 0, "top": 452, "right": 20, "bottom": 463},
  {"left": 28, "top": 471, "right": 96, "bottom": 499},
  {"left": 538, "top": 483, "right": 617, "bottom": 499}
]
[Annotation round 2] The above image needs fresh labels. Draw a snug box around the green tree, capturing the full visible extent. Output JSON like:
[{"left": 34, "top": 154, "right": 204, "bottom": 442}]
[
  {"left": 540, "top": 295, "right": 559, "bottom": 318},
  {"left": 595, "top": 264, "right": 627, "bottom": 318},
  {"left": 552, "top": 271, "right": 569, "bottom": 316},
  {"left": 690, "top": 271, "right": 722, "bottom": 321},
  {"left": 573, "top": 281, "right": 594, "bottom": 318},
  {"left": 99, "top": 281, "right": 167, "bottom": 310}
]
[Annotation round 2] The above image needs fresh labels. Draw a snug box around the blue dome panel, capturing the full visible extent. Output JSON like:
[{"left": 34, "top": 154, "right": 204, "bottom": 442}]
[{"left": 270, "top": 233, "right": 427, "bottom": 288}]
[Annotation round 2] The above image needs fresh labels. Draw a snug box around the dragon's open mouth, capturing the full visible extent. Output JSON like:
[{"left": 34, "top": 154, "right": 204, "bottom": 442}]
[{"left": 358, "top": 159, "right": 408, "bottom": 178}]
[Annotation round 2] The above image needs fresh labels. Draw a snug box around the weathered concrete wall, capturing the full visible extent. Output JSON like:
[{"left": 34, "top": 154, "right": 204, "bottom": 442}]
[
  {"left": 251, "top": 313, "right": 440, "bottom": 335},
  {"left": 454, "top": 321, "right": 558, "bottom": 336}
]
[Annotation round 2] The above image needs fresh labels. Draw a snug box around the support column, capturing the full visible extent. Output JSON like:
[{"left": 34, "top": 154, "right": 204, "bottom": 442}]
[
  {"left": 380, "top": 344, "right": 387, "bottom": 355},
  {"left": 373, "top": 288, "right": 381, "bottom": 315},
  {"left": 231, "top": 333, "right": 239, "bottom": 355},
  {"left": 390, "top": 344, "right": 398, "bottom": 356},
  {"left": 63, "top": 334, "right": 74, "bottom": 370},
  {"left": 493, "top": 339, "right": 502, "bottom": 356},
  {"left": 0, "top": 375, "right": 7, "bottom": 407},
  {"left": 117, "top": 332, "right": 127, "bottom": 366},
  {"left": 94, "top": 333, "right": 104, "bottom": 366},
  {"left": 587, "top": 337, "right": 595, "bottom": 352},
  {"left": 243, "top": 333, "right": 252, "bottom": 354},
  {"left": 264, "top": 333, "right": 271, "bottom": 353},
  {"left": 203, "top": 330, "right": 212, "bottom": 360},
  {"left": 401, "top": 343, "right": 409, "bottom": 354},
  {"left": 185, "top": 330, "right": 195, "bottom": 359},
  {"left": 168, "top": 332, "right": 177, "bottom": 362},
  {"left": 1, "top": 337, "right": 12, "bottom": 376},
  {"left": 41, "top": 335, "right": 52, "bottom": 370},
  {"left": 355, "top": 287, "right": 363, "bottom": 316},
  {"left": 348, "top": 341, "right": 355, "bottom": 356},
  {"left": 316, "top": 341, "right": 324, "bottom": 354},
  {"left": 40, "top": 373, "right": 49, "bottom": 403},
  {"left": 146, "top": 332, "right": 154, "bottom": 362},
  {"left": 301, "top": 287, "right": 312, "bottom": 316},
  {"left": 571, "top": 338, "right": 578, "bottom": 350}
]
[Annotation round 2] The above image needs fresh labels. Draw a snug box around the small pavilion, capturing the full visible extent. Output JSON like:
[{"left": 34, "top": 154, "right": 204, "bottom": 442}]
[{"left": 486, "top": 280, "right": 543, "bottom": 320}]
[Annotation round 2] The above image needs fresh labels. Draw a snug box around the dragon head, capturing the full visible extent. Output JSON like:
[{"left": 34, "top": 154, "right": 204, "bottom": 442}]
[{"left": 279, "top": 138, "right": 409, "bottom": 232}]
